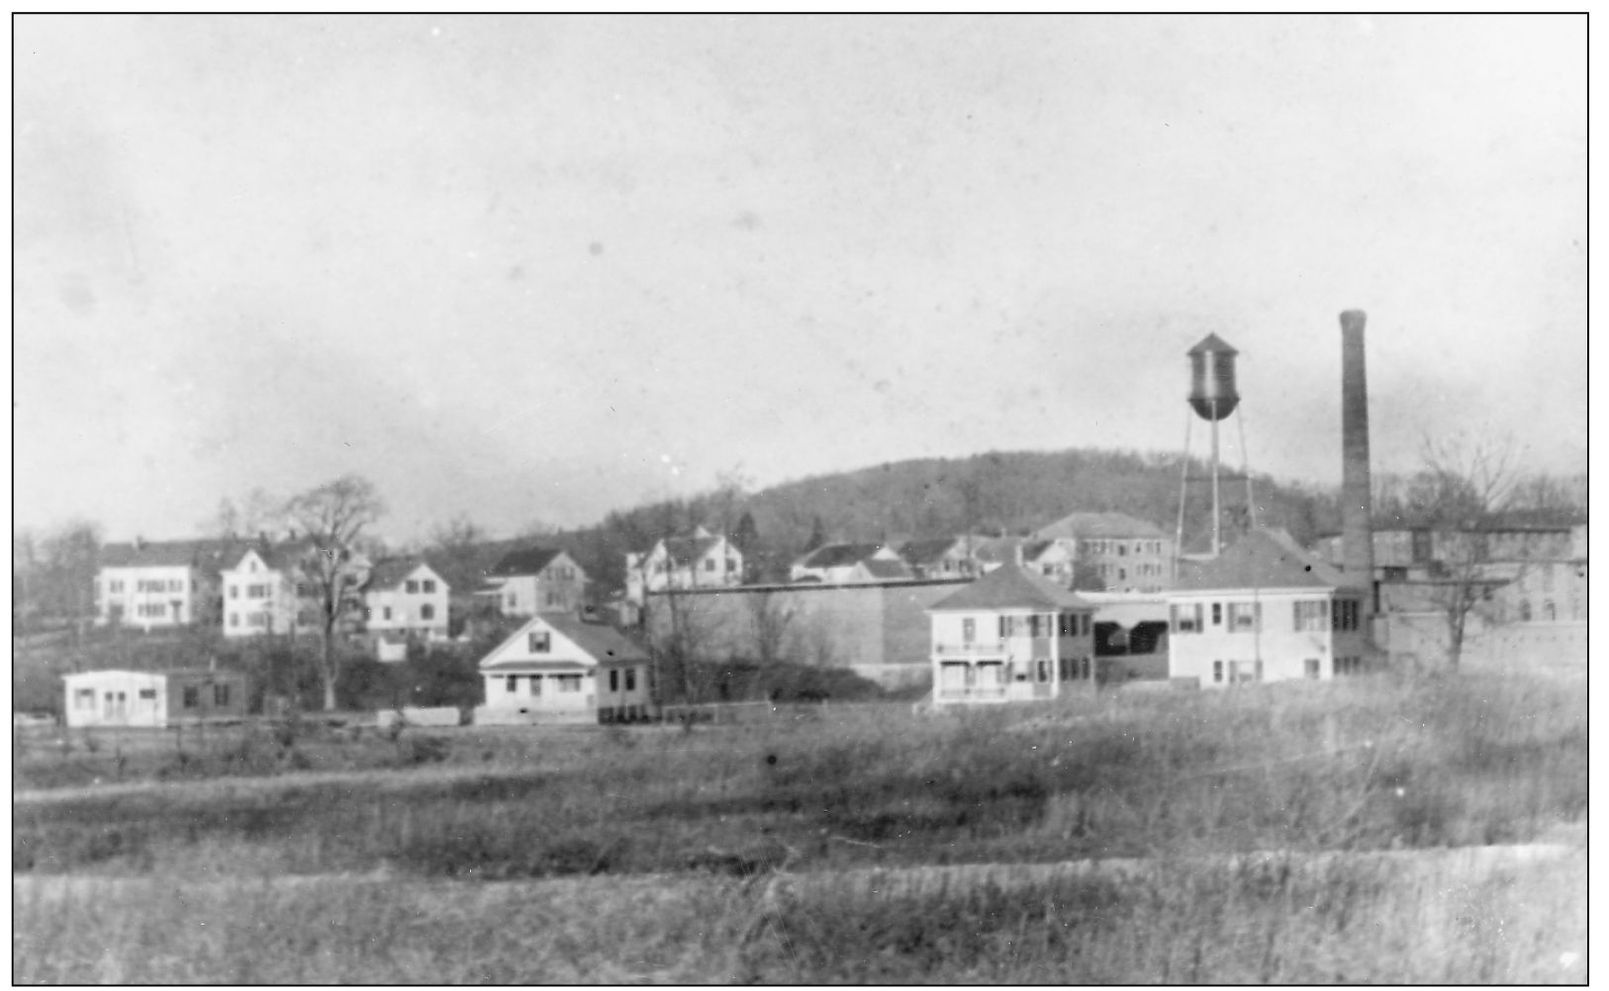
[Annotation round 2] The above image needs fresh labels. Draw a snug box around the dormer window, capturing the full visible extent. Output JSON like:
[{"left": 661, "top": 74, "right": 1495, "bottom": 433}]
[{"left": 528, "top": 630, "right": 551, "bottom": 653}]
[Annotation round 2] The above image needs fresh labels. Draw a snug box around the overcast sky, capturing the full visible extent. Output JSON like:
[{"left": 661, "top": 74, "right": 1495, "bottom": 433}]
[{"left": 15, "top": 14, "right": 1586, "bottom": 543}]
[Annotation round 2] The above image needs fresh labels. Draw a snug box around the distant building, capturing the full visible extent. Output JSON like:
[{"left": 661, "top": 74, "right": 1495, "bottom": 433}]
[
  {"left": 62, "top": 669, "right": 248, "bottom": 728},
  {"left": 969, "top": 536, "right": 1077, "bottom": 586},
  {"left": 94, "top": 538, "right": 243, "bottom": 630},
  {"left": 480, "top": 547, "right": 588, "bottom": 617},
  {"left": 475, "top": 613, "right": 652, "bottom": 725},
  {"left": 898, "top": 537, "right": 981, "bottom": 580},
  {"left": 219, "top": 542, "right": 311, "bottom": 638},
  {"left": 1032, "top": 512, "right": 1174, "bottom": 592},
  {"left": 790, "top": 542, "right": 910, "bottom": 584},
  {"left": 362, "top": 558, "right": 450, "bottom": 654},
  {"left": 625, "top": 527, "right": 742, "bottom": 603},
  {"left": 1166, "top": 528, "right": 1370, "bottom": 686},
  {"left": 926, "top": 561, "right": 1097, "bottom": 705}
]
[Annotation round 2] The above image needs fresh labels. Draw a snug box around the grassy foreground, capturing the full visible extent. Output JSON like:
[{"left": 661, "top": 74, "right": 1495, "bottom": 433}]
[{"left": 13, "top": 669, "right": 1588, "bottom": 982}]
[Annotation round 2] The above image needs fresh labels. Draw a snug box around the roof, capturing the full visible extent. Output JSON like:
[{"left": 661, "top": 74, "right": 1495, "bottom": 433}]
[
  {"left": 220, "top": 538, "right": 320, "bottom": 572},
  {"left": 488, "top": 546, "right": 565, "bottom": 577},
  {"left": 1172, "top": 528, "right": 1351, "bottom": 592},
  {"left": 365, "top": 557, "right": 440, "bottom": 591},
  {"left": 1187, "top": 332, "right": 1238, "bottom": 355},
  {"left": 928, "top": 562, "right": 1094, "bottom": 612},
  {"left": 480, "top": 613, "right": 649, "bottom": 669},
  {"left": 798, "top": 543, "right": 885, "bottom": 569},
  {"left": 860, "top": 558, "right": 914, "bottom": 580},
  {"left": 1034, "top": 512, "right": 1166, "bottom": 541},
  {"left": 99, "top": 538, "right": 244, "bottom": 571},
  {"left": 898, "top": 537, "right": 961, "bottom": 565},
  {"left": 1021, "top": 540, "right": 1057, "bottom": 562},
  {"left": 663, "top": 536, "right": 721, "bottom": 567}
]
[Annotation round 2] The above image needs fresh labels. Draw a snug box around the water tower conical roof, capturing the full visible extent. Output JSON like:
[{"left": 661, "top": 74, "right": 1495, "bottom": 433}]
[{"left": 1187, "top": 333, "right": 1238, "bottom": 356}]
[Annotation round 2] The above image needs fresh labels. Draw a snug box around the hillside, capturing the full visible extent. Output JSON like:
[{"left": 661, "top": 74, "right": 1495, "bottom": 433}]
[{"left": 554, "top": 448, "right": 1345, "bottom": 592}]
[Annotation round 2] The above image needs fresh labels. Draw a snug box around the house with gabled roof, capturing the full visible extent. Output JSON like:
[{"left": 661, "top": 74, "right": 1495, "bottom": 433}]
[
  {"left": 899, "top": 537, "right": 981, "bottom": 580},
  {"left": 926, "top": 559, "right": 1096, "bottom": 705},
  {"left": 363, "top": 558, "right": 450, "bottom": 656},
  {"left": 790, "top": 542, "right": 908, "bottom": 584},
  {"left": 94, "top": 537, "right": 244, "bottom": 630},
  {"left": 219, "top": 541, "right": 310, "bottom": 638},
  {"left": 479, "top": 547, "right": 587, "bottom": 617},
  {"left": 1167, "top": 528, "right": 1370, "bottom": 686},
  {"left": 475, "top": 613, "right": 653, "bottom": 725},
  {"left": 624, "top": 526, "right": 742, "bottom": 603}
]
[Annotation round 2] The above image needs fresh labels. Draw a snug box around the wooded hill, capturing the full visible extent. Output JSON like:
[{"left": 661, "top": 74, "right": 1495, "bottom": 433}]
[{"left": 543, "top": 448, "right": 1346, "bottom": 594}]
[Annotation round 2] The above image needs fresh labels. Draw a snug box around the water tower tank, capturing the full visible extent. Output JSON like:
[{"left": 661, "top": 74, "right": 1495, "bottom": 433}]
[{"left": 1187, "top": 333, "right": 1240, "bottom": 421}]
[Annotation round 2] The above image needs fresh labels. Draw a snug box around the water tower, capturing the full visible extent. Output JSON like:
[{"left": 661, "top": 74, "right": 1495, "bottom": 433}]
[{"left": 1176, "top": 333, "right": 1252, "bottom": 559}]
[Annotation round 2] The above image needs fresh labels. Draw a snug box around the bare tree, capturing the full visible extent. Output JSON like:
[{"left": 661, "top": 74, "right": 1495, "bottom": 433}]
[
  {"left": 206, "top": 487, "right": 283, "bottom": 539},
  {"left": 285, "top": 476, "right": 384, "bottom": 711},
  {"left": 646, "top": 590, "right": 722, "bottom": 704},
  {"left": 1406, "top": 435, "right": 1520, "bottom": 671}
]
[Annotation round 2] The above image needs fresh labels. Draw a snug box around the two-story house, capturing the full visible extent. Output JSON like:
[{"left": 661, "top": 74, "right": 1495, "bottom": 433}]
[
  {"left": 926, "top": 560, "right": 1097, "bottom": 705},
  {"left": 482, "top": 547, "right": 588, "bottom": 617},
  {"left": 790, "top": 542, "right": 910, "bottom": 584},
  {"left": 624, "top": 527, "right": 743, "bottom": 603},
  {"left": 1032, "top": 512, "right": 1174, "bottom": 592},
  {"left": 93, "top": 538, "right": 242, "bottom": 630},
  {"left": 363, "top": 558, "right": 450, "bottom": 649},
  {"left": 1167, "top": 528, "right": 1370, "bottom": 686},
  {"left": 219, "top": 542, "right": 307, "bottom": 637}
]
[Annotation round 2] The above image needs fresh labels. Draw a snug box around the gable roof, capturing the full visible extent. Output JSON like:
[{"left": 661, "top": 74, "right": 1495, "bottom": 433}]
[
  {"left": 489, "top": 546, "right": 566, "bottom": 577},
  {"left": 220, "top": 539, "right": 319, "bottom": 573},
  {"left": 1034, "top": 512, "right": 1165, "bottom": 541},
  {"left": 898, "top": 537, "right": 962, "bottom": 565},
  {"left": 860, "top": 558, "right": 914, "bottom": 580},
  {"left": 929, "top": 562, "right": 1094, "bottom": 612},
  {"left": 663, "top": 535, "right": 722, "bottom": 567},
  {"left": 480, "top": 613, "right": 649, "bottom": 669},
  {"left": 799, "top": 542, "right": 885, "bottom": 569},
  {"left": 1173, "top": 528, "right": 1350, "bottom": 592},
  {"left": 365, "top": 558, "right": 441, "bottom": 592}
]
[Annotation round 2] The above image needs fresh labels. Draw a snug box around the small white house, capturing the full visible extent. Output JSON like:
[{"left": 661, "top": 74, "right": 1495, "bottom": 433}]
[
  {"left": 62, "top": 669, "right": 248, "bottom": 728},
  {"left": 791, "top": 543, "right": 908, "bottom": 584},
  {"left": 625, "top": 527, "right": 744, "bottom": 603},
  {"left": 479, "top": 547, "right": 588, "bottom": 617},
  {"left": 1167, "top": 528, "right": 1372, "bottom": 686},
  {"left": 926, "top": 561, "right": 1097, "bottom": 706},
  {"left": 475, "top": 613, "right": 652, "bottom": 725}
]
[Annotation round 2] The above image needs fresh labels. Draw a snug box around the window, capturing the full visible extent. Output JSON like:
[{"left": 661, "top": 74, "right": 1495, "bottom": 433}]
[
  {"left": 506, "top": 594, "right": 516, "bottom": 609},
  {"left": 1544, "top": 601, "right": 1556, "bottom": 621},
  {"left": 1228, "top": 602, "right": 1260, "bottom": 632},
  {"left": 183, "top": 686, "right": 200, "bottom": 709},
  {"left": 229, "top": 613, "right": 240, "bottom": 628},
  {"left": 1210, "top": 602, "right": 1222, "bottom": 626},
  {"left": 1212, "top": 660, "right": 1223, "bottom": 684},
  {"left": 1304, "top": 658, "right": 1321, "bottom": 679},
  {"left": 528, "top": 631, "right": 551, "bottom": 653},
  {"left": 405, "top": 580, "right": 419, "bottom": 594},
  {"left": 381, "top": 606, "right": 393, "bottom": 621},
  {"left": 1037, "top": 659, "right": 1050, "bottom": 682},
  {"left": 546, "top": 591, "right": 562, "bottom": 607},
  {"left": 138, "top": 688, "right": 157, "bottom": 700},
  {"left": 506, "top": 675, "right": 518, "bottom": 693},
  {"left": 422, "top": 579, "right": 436, "bottom": 593},
  {"left": 248, "top": 612, "right": 267, "bottom": 627},
  {"left": 961, "top": 618, "right": 976, "bottom": 643},
  {"left": 609, "top": 669, "right": 619, "bottom": 691},
  {"left": 420, "top": 604, "right": 435, "bottom": 621},
  {"left": 1332, "top": 599, "right": 1360, "bottom": 632},
  {"left": 555, "top": 674, "right": 582, "bottom": 693},
  {"left": 726, "top": 558, "right": 737, "bottom": 572},
  {"left": 704, "top": 559, "right": 716, "bottom": 572},
  {"left": 1519, "top": 600, "right": 1532, "bottom": 621},
  {"left": 214, "top": 684, "right": 230, "bottom": 706},
  {"left": 75, "top": 688, "right": 95, "bottom": 708},
  {"left": 109, "top": 580, "right": 124, "bottom": 594},
  {"left": 625, "top": 668, "right": 636, "bottom": 691},
  {"left": 528, "top": 676, "right": 542, "bottom": 696},
  {"left": 1058, "top": 613, "right": 1074, "bottom": 637},
  {"left": 1171, "top": 603, "right": 1203, "bottom": 633},
  {"left": 229, "top": 586, "right": 238, "bottom": 599},
  {"left": 1118, "top": 544, "right": 1127, "bottom": 557},
  {"left": 137, "top": 603, "right": 166, "bottom": 618},
  {"left": 1293, "top": 600, "right": 1328, "bottom": 632}
]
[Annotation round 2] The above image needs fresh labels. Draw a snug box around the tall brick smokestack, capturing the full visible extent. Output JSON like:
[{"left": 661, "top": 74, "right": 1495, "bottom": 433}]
[{"left": 1340, "top": 310, "right": 1375, "bottom": 604}]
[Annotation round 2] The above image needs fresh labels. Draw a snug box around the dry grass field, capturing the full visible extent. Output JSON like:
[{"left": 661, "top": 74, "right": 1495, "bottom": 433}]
[{"left": 12, "top": 667, "right": 1588, "bottom": 983}]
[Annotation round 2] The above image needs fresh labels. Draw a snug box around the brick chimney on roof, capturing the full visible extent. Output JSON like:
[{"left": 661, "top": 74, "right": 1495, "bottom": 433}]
[{"left": 1340, "top": 310, "right": 1377, "bottom": 613}]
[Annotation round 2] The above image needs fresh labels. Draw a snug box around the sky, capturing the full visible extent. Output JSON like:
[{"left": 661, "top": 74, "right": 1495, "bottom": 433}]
[{"left": 14, "top": 14, "right": 1587, "bottom": 544}]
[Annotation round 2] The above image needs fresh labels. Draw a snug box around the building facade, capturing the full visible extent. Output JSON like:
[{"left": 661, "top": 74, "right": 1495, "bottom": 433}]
[
  {"left": 475, "top": 613, "right": 652, "bottom": 725},
  {"left": 62, "top": 669, "right": 248, "bottom": 728},
  {"left": 926, "top": 562, "right": 1097, "bottom": 706},
  {"left": 1167, "top": 529, "right": 1371, "bottom": 686},
  {"left": 624, "top": 527, "right": 743, "bottom": 603},
  {"left": 93, "top": 538, "right": 241, "bottom": 630},
  {"left": 1032, "top": 512, "right": 1174, "bottom": 592},
  {"left": 482, "top": 547, "right": 589, "bottom": 617},
  {"left": 790, "top": 542, "right": 907, "bottom": 584}
]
